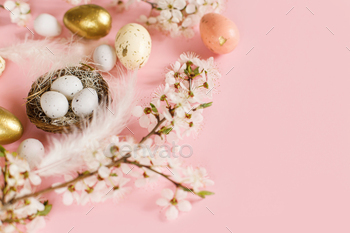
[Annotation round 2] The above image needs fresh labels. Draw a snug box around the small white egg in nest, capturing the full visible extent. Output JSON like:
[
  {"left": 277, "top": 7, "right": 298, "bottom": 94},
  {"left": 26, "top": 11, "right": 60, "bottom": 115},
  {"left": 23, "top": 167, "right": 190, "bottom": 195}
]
[
  {"left": 51, "top": 75, "right": 83, "bottom": 100},
  {"left": 40, "top": 91, "right": 69, "bottom": 119},
  {"left": 17, "top": 138, "right": 45, "bottom": 169},
  {"left": 93, "top": 44, "right": 117, "bottom": 72},
  {"left": 72, "top": 88, "right": 99, "bottom": 117},
  {"left": 34, "top": 13, "right": 62, "bottom": 37}
]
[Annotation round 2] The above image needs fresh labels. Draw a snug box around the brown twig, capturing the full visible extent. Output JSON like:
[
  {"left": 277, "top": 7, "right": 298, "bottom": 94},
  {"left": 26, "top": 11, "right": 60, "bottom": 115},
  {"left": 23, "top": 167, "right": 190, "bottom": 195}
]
[
  {"left": 4, "top": 118, "right": 167, "bottom": 207},
  {"left": 125, "top": 161, "right": 198, "bottom": 196}
]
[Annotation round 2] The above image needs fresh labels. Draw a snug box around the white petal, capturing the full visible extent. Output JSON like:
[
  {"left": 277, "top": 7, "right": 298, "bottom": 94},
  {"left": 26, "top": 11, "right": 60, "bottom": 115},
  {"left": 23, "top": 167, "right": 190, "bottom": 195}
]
[
  {"left": 132, "top": 106, "right": 143, "bottom": 117},
  {"left": 162, "top": 188, "right": 174, "bottom": 200},
  {"left": 186, "top": 4, "right": 196, "bottom": 14},
  {"left": 19, "top": 3, "right": 30, "bottom": 14},
  {"left": 166, "top": 205, "right": 179, "bottom": 220},
  {"left": 9, "top": 164, "right": 19, "bottom": 176},
  {"left": 182, "top": 17, "right": 192, "bottom": 27},
  {"left": 135, "top": 178, "right": 147, "bottom": 187},
  {"left": 98, "top": 166, "right": 110, "bottom": 179},
  {"left": 148, "top": 17, "right": 157, "bottom": 24},
  {"left": 29, "top": 173, "right": 42, "bottom": 186},
  {"left": 3, "top": 1, "right": 16, "bottom": 11},
  {"left": 63, "top": 191, "right": 74, "bottom": 205},
  {"left": 172, "top": 10, "right": 183, "bottom": 22},
  {"left": 176, "top": 189, "right": 188, "bottom": 200},
  {"left": 139, "top": 15, "right": 148, "bottom": 23},
  {"left": 139, "top": 115, "right": 150, "bottom": 128},
  {"left": 160, "top": 10, "right": 172, "bottom": 20},
  {"left": 174, "top": 0, "right": 186, "bottom": 10},
  {"left": 177, "top": 200, "right": 192, "bottom": 212},
  {"left": 156, "top": 198, "right": 170, "bottom": 207}
]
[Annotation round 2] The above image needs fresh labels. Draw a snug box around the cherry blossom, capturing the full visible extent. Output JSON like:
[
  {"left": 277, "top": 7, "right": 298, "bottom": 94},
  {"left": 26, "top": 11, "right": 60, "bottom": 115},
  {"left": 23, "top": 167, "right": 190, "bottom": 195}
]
[
  {"left": 133, "top": 0, "right": 225, "bottom": 38},
  {"left": 182, "top": 166, "right": 214, "bottom": 192},
  {"left": 3, "top": 0, "right": 31, "bottom": 26},
  {"left": 156, "top": 188, "right": 192, "bottom": 220}
]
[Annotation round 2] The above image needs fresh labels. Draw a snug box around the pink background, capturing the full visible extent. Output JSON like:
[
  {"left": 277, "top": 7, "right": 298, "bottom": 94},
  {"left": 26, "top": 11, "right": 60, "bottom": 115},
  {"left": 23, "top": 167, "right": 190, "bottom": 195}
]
[{"left": 1, "top": 0, "right": 350, "bottom": 232}]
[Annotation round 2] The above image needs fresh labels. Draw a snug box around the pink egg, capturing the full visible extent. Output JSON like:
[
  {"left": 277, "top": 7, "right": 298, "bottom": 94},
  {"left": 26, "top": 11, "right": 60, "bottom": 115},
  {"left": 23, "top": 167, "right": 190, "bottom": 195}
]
[{"left": 200, "top": 13, "right": 240, "bottom": 54}]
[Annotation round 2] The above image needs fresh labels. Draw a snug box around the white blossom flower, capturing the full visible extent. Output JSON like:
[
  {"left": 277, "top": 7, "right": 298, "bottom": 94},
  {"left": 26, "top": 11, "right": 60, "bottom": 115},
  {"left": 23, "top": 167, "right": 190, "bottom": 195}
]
[
  {"left": 139, "top": 15, "right": 157, "bottom": 25},
  {"left": 54, "top": 175, "right": 79, "bottom": 205},
  {"left": 4, "top": 0, "right": 31, "bottom": 26},
  {"left": 182, "top": 167, "right": 214, "bottom": 192},
  {"left": 156, "top": 188, "right": 192, "bottom": 220},
  {"left": 158, "top": 0, "right": 186, "bottom": 23},
  {"left": 26, "top": 216, "right": 46, "bottom": 233}
]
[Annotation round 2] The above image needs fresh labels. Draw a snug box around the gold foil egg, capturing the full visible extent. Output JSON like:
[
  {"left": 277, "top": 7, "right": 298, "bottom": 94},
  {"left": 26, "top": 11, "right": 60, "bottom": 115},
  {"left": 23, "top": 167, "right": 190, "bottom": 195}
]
[
  {"left": 63, "top": 4, "right": 112, "bottom": 39},
  {"left": 0, "top": 107, "right": 24, "bottom": 145}
]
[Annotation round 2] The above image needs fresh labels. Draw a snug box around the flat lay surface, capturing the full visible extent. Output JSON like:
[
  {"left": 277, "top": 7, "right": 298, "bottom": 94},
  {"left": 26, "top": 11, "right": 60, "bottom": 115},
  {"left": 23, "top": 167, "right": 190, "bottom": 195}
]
[{"left": 1, "top": 0, "right": 350, "bottom": 232}]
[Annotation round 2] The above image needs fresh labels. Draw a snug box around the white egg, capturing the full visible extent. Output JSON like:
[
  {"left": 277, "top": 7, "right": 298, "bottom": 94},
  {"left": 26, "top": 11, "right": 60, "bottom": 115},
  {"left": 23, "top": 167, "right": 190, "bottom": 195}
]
[
  {"left": 40, "top": 91, "right": 69, "bottom": 119},
  {"left": 72, "top": 88, "right": 99, "bottom": 117},
  {"left": 17, "top": 138, "right": 45, "bottom": 169},
  {"left": 51, "top": 75, "right": 83, "bottom": 100},
  {"left": 34, "top": 13, "right": 62, "bottom": 37},
  {"left": 93, "top": 44, "right": 117, "bottom": 72},
  {"left": 115, "top": 23, "right": 152, "bottom": 70}
]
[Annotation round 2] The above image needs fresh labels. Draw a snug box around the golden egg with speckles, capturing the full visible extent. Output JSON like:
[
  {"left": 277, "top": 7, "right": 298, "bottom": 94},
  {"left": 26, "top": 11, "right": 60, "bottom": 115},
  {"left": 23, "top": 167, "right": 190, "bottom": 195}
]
[
  {"left": 0, "top": 107, "right": 23, "bottom": 145},
  {"left": 63, "top": 4, "right": 112, "bottom": 40}
]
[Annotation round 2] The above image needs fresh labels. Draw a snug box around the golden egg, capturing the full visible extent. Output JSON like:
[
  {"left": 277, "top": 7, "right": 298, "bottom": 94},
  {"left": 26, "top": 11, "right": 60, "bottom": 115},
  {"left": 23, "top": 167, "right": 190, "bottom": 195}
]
[
  {"left": 0, "top": 107, "right": 24, "bottom": 145},
  {"left": 63, "top": 4, "right": 112, "bottom": 40}
]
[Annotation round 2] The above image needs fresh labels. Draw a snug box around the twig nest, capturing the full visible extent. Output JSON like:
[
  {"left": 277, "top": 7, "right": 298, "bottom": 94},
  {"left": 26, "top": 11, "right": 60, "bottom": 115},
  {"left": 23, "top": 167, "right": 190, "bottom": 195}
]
[{"left": 26, "top": 66, "right": 109, "bottom": 133}]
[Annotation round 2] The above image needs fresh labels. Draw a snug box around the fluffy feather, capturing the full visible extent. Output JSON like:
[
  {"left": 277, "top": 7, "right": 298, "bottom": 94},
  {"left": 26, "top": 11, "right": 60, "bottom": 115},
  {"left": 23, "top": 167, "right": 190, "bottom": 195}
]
[
  {"left": 35, "top": 70, "right": 137, "bottom": 177},
  {"left": 0, "top": 36, "right": 101, "bottom": 80}
]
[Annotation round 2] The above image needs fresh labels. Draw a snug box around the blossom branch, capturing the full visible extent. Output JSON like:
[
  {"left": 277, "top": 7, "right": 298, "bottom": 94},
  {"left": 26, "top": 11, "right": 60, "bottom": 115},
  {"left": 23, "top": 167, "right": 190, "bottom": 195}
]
[
  {"left": 5, "top": 118, "right": 167, "bottom": 206},
  {"left": 5, "top": 155, "right": 130, "bottom": 206},
  {"left": 125, "top": 160, "right": 200, "bottom": 197}
]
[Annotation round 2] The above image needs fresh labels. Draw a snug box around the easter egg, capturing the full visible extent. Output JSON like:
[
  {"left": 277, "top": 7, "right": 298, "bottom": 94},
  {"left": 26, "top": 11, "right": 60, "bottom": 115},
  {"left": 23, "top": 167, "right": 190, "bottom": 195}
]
[
  {"left": 93, "top": 44, "right": 117, "bottom": 72},
  {"left": 17, "top": 138, "right": 45, "bottom": 169},
  {"left": 34, "top": 13, "right": 62, "bottom": 37},
  {"left": 115, "top": 23, "right": 152, "bottom": 70},
  {"left": 200, "top": 13, "right": 240, "bottom": 54},
  {"left": 72, "top": 88, "right": 99, "bottom": 117},
  {"left": 40, "top": 91, "right": 69, "bottom": 119},
  {"left": 51, "top": 75, "right": 83, "bottom": 100},
  {"left": 63, "top": 4, "right": 112, "bottom": 40},
  {"left": 0, "top": 107, "right": 23, "bottom": 145}
]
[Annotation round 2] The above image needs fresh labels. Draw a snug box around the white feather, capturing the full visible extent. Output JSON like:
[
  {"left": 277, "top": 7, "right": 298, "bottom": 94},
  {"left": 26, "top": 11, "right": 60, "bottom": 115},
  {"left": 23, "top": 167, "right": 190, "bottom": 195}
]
[
  {"left": 35, "top": 70, "right": 137, "bottom": 177},
  {"left": 0, "top": 36, "right": 101, "bottom": 80}
]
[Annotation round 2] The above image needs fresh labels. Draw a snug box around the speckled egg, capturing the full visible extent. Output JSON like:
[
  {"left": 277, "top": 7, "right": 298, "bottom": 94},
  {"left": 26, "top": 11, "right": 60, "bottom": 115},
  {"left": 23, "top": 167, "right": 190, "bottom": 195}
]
[
  {"left": 40, "top": 91, "right": 69, "bottom": 119},
  {"left": 51, "top": 75, "right": 83, "bottom": 100},
  {"left": 93, "top": 44, "right": 117, "bottom": 72},
  {"left": 17, "top": 138, "right": 45, "bottom": 169},
  {"left": 115, "top": 23, "right": 152, "bottom": 70},
  {"left": 200, "top": 13, "right": 240, "bottom": 54},
  {"left": 34, "top": 13, "right": 62, "bottom": 37},
  {"left": 72, "top": 88, "right": 99, "bottom": 117}
]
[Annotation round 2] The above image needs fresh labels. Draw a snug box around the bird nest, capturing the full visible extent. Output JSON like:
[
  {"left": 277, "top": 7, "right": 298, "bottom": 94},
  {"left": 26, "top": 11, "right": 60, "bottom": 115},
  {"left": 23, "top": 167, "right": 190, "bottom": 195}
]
[{"left": 26, "top": 65, "right": 109, "bottom": 133}]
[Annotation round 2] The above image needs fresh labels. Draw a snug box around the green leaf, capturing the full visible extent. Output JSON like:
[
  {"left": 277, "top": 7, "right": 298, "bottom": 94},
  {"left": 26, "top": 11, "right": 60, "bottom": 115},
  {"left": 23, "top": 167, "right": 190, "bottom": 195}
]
[
  {"left": 198, "top": 102, "right": 213, "bottom": 109},
  {"left": 193, "top": 67, "right": 200, "bottom": 75},
  {"left": 0, "top": 145, "right": 5, "bottom": 157},
  {"left": 38, "top": 204, "right": 52, "bottom": 216},
  {"left": 196, "top": 190, "right": 215, "bottom": 198},
  {"left": 160, "top": 127, "right": 173, "bottom": 135},
  {"left": 150, "top": 103, "right": 158, "bottom": 113}
]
